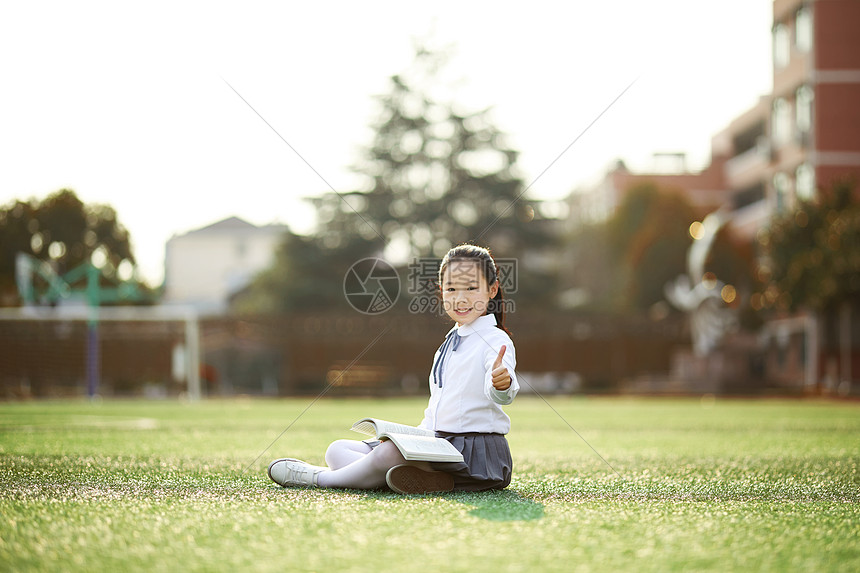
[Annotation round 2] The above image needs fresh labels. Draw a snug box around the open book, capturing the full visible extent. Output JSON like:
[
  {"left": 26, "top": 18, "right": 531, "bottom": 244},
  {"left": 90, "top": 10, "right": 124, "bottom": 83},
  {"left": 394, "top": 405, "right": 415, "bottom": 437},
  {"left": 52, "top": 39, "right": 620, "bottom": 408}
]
[{"left": 351, "top": 418, "right": 465, "bottom": 463}]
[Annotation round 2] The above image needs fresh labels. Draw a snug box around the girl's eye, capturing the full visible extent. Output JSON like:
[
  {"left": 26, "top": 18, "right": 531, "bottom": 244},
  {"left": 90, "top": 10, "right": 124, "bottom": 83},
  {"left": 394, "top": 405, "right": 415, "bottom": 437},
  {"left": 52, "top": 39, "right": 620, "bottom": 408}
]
[{"left": 468, "top": 286, "right": 478, "bottom": 291}]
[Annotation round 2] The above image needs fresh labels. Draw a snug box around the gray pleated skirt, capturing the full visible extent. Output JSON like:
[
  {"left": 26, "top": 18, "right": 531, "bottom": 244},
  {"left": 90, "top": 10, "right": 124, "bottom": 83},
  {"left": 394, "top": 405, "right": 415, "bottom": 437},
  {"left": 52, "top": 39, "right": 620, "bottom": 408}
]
[{"left": 429, "top": 432, "right": 512, "bottom": 492}]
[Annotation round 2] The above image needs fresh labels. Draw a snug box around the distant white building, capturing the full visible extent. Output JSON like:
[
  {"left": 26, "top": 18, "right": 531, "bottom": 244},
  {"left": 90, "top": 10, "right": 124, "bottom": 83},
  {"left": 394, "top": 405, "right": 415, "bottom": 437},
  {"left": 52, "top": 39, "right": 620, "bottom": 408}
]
[{"left": 163, "top": 217, "right": 287, "bottom": 313}]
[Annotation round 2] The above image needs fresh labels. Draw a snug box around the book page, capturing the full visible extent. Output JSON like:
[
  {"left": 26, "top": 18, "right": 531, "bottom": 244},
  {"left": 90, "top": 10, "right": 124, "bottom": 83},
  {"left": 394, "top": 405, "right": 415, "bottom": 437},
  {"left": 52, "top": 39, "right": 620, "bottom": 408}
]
[
  {"left": 384, "top": 433, "right": 464, "bottom": 462},
  {"left": 351, "top": 418, "right": 434, "bottom": 438}
]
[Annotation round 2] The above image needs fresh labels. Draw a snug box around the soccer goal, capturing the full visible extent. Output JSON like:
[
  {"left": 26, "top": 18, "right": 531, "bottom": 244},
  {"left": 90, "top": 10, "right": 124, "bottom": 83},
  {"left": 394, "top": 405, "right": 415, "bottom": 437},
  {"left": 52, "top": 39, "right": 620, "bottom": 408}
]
[{"left": 0, "top": 305, "right": 201, "bottom": 400}]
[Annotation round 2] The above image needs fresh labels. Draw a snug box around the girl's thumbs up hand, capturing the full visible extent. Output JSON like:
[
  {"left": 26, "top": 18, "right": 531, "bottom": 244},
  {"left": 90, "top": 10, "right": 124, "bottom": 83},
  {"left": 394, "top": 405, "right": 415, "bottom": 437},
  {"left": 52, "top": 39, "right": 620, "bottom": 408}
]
[{"left": 491, "top": 345, "right": 511, "bottom": 391}]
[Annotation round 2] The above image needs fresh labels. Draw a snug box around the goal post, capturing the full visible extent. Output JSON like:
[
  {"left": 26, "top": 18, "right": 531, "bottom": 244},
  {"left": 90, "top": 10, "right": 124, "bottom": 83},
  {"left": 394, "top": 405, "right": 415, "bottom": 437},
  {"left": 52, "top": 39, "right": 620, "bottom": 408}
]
[{"left": 0, "top": 305, "right": 201, "bottom": 400}]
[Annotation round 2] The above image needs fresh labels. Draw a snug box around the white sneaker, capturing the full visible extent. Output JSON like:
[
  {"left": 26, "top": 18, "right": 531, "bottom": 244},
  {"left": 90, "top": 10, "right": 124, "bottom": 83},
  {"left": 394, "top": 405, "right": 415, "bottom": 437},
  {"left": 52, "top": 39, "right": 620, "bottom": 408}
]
[{"left": 267, "top": 458, "right": 326, "bottom": 488}]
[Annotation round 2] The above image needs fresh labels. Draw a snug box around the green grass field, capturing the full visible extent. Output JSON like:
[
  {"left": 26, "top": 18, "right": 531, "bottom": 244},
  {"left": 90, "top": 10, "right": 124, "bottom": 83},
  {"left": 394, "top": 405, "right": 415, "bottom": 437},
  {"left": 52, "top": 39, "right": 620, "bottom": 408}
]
[{"left": 1, "top": 396, "right": 858, "bottom": 572}]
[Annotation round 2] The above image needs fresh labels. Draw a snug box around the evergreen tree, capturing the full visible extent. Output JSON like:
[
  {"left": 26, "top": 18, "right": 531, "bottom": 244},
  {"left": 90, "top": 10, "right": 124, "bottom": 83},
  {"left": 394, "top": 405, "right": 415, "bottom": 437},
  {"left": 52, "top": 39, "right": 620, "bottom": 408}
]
[
  {"left": 241, "top": 45, "right": 558, "bottom": 313},
  {"left": 321, "top": 46, "right": 551, "bottom": 258}
]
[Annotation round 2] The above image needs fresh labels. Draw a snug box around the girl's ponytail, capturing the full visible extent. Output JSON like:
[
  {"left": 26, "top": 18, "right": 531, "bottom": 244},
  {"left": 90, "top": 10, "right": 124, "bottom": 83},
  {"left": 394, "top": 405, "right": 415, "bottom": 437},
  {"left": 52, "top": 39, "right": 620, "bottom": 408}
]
[{"left": 487, "top": 281, "right": 509, "bottom": 335}]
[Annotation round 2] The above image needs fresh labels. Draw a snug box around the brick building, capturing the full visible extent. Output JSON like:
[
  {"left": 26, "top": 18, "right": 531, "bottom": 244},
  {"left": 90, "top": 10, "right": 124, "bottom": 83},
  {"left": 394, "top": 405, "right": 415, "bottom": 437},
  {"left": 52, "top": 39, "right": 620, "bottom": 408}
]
[
  {"left": 717, "top": 0, "right": 860, "bottom": 392},
  {"left": 571, "top": 0, "right": 860, "bottom": 393},
  {"left": 715, "top": 0, "right": 860, "bottom": 242}
]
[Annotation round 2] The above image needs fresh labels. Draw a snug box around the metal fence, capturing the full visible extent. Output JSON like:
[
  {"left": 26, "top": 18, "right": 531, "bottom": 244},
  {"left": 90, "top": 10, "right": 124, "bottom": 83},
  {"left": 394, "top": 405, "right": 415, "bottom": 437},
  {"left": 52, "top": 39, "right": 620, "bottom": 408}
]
[{"left": 1, "top": 309, "right": 693, "bottom": 399}]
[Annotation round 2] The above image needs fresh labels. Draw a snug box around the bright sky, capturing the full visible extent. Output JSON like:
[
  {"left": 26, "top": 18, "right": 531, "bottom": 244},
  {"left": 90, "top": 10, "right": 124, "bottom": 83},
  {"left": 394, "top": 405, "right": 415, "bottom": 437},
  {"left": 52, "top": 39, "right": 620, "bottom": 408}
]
[{"left": 0, "top": 1, "right": 773, "bottom": 285}]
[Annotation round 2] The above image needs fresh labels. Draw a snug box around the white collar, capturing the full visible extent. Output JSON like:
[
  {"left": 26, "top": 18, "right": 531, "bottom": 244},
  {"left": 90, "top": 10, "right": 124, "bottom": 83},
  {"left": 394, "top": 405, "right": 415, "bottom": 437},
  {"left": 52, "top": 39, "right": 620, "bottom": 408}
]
[{"left": 454, "top": 314, "right": 498, "bottom": 337}]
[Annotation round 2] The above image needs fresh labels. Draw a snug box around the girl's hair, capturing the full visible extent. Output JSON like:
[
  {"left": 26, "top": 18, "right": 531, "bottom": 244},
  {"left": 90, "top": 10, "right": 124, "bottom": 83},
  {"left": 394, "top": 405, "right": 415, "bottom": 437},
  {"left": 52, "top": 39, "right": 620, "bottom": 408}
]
[{"left": 438, "top": 244, "right": 511, "bottom": 335}]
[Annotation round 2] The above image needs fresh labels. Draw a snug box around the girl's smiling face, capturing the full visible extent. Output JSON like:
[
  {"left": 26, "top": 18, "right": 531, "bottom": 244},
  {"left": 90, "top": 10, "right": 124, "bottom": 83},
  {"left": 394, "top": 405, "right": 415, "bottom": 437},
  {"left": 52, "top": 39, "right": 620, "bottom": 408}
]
[{"left": 441, "top": 259, "right": 499, "bottom": 326}]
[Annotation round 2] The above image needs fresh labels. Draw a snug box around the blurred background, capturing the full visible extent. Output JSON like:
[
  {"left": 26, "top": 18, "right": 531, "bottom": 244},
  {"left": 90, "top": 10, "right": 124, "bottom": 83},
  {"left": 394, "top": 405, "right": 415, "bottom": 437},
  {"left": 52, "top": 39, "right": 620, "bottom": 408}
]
[{"left": 1, "top": 0, "right": 858, "bottom": 400}]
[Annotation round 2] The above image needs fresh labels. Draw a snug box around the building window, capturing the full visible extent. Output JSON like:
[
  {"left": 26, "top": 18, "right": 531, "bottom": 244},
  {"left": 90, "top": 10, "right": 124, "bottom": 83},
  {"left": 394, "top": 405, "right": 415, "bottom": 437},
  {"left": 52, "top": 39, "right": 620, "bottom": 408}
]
[
  {"left": 795, "top": 85, "right": 814, "bottom": 143},
  {"left": 235, "top": 240, "right": 247, "bottom": 259},
  {"left": 773, "top": 23, "right": 790, "bottom": 69},
  {"left": 733, "top": 183, "right": 766, "bottom": 210},
  {"left": 772, "top": 98, "right": 792, "bottom": 147},
  {"left": 796, "top": 163, "right": 815, "bottom": 202},
  {"left": 774, "top": 172, "right": 791, "bottom": 213},
  {"left": 795, "top": 6, "right": 812, "bottom": 53}
]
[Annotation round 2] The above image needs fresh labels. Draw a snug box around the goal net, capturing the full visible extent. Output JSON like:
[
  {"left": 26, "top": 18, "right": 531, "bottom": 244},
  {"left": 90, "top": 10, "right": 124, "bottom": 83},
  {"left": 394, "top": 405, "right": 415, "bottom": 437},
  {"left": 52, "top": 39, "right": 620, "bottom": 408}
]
[{"left": 0, "top": 306, "right": 200, "bottom": 400}]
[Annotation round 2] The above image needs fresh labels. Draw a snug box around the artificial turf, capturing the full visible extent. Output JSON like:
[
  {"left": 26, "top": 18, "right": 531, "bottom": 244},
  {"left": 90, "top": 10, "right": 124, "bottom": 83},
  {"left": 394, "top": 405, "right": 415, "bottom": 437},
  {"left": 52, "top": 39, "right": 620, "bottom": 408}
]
[{"left": 1, "top": 396, "right": 858, "bottom": 572}]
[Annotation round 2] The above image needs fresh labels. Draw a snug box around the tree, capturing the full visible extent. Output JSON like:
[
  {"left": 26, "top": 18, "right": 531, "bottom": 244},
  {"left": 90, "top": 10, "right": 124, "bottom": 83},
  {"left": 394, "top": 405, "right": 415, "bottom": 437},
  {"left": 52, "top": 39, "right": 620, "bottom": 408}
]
[
  {"left": 599, "top": 181, "right": 760, "bottom": 323},
  {"left": 560, "top": 222, "right": 624, "bottom": 312},
  {"left": 240, "top": 44, "right": 558, "bottom": 313},
  {"left": 761, "top": 180, "right": 860, "bottom": 311},
  {"left": 0, "top": 189, "right": 141, "bottom": 306},
  {"left": 605, "top": 183, "right": 697, "bottom": 311},
  {"left": 232, "top": 231, "right": 366, "bottom": 314},
  {"left": 324, "top": 45, "right": 552, "bottom": 258}
]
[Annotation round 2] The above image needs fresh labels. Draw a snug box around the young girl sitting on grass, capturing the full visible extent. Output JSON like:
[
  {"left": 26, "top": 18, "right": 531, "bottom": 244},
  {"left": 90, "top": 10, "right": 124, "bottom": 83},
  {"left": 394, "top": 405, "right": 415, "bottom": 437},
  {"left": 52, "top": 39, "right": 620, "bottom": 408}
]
[{"left": 267, "top": 244, "right": 518, "bottom": 494}]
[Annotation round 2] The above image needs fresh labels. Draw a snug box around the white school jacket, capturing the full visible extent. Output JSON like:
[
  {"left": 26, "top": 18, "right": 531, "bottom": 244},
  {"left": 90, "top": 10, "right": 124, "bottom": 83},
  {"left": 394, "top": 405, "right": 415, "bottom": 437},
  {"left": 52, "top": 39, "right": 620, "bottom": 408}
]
[{"left": 419, "top": 314, "right": 519, "bottom": 434}]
